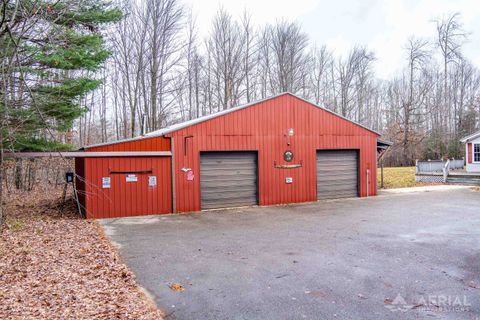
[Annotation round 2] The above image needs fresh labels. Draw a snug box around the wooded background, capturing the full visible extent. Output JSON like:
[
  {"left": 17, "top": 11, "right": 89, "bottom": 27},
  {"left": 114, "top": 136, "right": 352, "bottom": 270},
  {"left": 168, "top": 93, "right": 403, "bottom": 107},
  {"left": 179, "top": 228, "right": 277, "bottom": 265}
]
[
  {"left": 1, "top": 0, "right": 479, "bottom": 223},
  {"left": 2, "top": 1, "right": 480, "bottom": 165},
  {"left": 74, "top": 2, "right": 479, "bottom": 167}
]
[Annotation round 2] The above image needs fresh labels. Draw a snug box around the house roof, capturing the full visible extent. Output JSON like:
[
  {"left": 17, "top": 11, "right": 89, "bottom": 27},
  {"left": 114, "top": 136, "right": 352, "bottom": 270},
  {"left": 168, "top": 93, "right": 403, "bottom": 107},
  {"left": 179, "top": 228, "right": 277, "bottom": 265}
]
[
  {"left": 81, "top": 92, "right": 381, "bottom": 150},
  {"left": 460, "top": 130, "right": 480, "bottom": 143}
]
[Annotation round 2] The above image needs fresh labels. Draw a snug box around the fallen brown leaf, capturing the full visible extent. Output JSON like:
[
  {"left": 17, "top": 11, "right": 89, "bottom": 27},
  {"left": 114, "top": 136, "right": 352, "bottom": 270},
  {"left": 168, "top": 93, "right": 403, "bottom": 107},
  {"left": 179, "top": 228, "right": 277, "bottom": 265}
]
[
  {"left": 0, "top": 188, "right": 164, "bottom": 319},
  {"left": 169, "top": 283, "right": 185, "bottom": 292}
]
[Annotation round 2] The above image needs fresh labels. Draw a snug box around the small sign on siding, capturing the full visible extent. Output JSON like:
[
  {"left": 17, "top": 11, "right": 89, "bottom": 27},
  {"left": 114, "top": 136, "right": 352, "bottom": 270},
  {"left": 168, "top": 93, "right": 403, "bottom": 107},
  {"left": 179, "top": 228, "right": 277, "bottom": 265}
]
[
  {"left": 285, "top": 177, "right": 293, "bottom": 184},
  {"left": 148, "top": 176, "right": 157, "bottom": 187},
  {"left": 102, "top": 177, "right": 111, "bottom": 189},
  {"left": 126, "top": 174, "right": 138, "bottom": 182}
]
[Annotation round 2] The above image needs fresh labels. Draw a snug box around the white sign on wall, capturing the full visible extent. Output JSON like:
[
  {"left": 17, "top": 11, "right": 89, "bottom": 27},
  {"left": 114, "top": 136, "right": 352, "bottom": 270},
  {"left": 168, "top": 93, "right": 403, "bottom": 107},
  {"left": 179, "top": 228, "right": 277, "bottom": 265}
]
[
  {"left": 285, "top": 177, "right": 293, "bottom": 184},
  {"left": 148, "top": 176, "right": 157, "bottom": 187},
  {"left": 102, "top": 177, "right": 111, "bottom": 189},
  {"left": 126, "top": 174, "right": 138, "bottom": 182}
]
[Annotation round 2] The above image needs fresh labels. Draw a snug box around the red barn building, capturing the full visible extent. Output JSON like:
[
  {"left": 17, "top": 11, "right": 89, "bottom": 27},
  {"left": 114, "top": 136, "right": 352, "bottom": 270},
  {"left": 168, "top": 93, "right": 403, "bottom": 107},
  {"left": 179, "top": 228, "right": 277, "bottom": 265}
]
[{"left": 76, "top": 93, "right": 385, "bottom": 219}]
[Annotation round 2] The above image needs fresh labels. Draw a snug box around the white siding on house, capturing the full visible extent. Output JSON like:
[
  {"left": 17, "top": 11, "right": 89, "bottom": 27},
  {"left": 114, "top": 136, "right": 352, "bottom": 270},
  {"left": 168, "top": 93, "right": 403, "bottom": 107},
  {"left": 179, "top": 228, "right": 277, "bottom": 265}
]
[{"left": 466, "top": 136, "right": 480, "bottom": 173}]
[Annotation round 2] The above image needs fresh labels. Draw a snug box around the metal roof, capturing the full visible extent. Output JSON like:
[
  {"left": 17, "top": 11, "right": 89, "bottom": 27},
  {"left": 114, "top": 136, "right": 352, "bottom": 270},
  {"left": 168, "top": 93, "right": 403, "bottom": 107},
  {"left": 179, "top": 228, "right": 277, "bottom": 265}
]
[
  {"left": 460, "top": 130, "right": 480, "bottom": 143},
  {"left": 81, "top": 92, "right": 381, "bottom": 150},
  {"left": 377, "top": 139, "right": 393, "bottom": 147},
  {"left": 4, "top": 151, "right": 172, "bottom": 158}
]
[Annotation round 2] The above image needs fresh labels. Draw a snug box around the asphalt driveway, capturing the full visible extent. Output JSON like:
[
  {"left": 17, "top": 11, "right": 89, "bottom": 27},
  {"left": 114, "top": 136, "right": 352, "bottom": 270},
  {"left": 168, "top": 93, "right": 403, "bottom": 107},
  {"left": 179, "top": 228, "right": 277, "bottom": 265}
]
[{"left": 101, "top": 187, "right": 480, "bottom": 320}]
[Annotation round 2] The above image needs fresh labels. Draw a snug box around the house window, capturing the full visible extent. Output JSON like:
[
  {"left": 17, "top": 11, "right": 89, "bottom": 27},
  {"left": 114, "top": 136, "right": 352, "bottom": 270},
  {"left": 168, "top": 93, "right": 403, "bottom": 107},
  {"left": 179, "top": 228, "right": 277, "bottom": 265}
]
[{"left": 475, "top": 144, "right": 480, "bottom": 163}]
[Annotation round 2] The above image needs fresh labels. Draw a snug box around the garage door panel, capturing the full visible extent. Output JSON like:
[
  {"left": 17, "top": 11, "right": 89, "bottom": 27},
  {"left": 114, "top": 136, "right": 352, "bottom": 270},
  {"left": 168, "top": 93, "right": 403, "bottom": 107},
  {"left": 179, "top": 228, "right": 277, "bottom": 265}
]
[
  {"left": 201, "top": 199, "right": 256, "bottom": 208},
  {"left": 317, "top": 150, "right": 358, "bottom": 200},
  {"left": 317, "top": 156, "right": 357, "bottom": 161},
  {"left": 201, "top": 187, "right": 257, "bottom": 195},
  {"left": 201, "top": 196, "right": 257, "bottom": 207},
  {"left": 317, "top": 162, "right": 356, "bottom": 167},
  {"left": 201, "top": 179, "right": 257, "bottom": 187},
  {"left": 317, "top": 182, "right": 358, "bottom": 190},
  {"left": 316, "top": 172, "right": 358, "bottom": 179},
  {"left": 201, "top": 191, "right": 257, "bottom": 201},
  {"left": 317, "top": 181, "right": 358, "bottom": 188},
  {"left": 315, "top": 171, "right": 358, "bottom": 177},
  {"left": 318, "top": 192, "right": 358, "bottom": 200},
  {"left": 200, "top": 165, "right": 257, "bottom": 172},
  {"left": 201, "top": 174, "right": 257, "bottom": 181},
  {"left": 317, "top": 162, "right": 357, "bottom": 168},
  {"left": 317, "top": 189, "right": 358, "bottom": 196},
  {"left": 319, "top": 184, "right": 356, "bottom": 193},
  {"left": 200, "top": 154, "right": 256, "bottom": 162},
  {"left": 318, "top": 156, "right": 356, "bottom": 161},
  {"left": 317, "top": 177, "right": 357, "bottom": 183},
  {"left": 200, "top": 152, "right": 258, "bottom": 209},
  {"left": 201, "top": 160, "right": 256, "bottom": 166}
]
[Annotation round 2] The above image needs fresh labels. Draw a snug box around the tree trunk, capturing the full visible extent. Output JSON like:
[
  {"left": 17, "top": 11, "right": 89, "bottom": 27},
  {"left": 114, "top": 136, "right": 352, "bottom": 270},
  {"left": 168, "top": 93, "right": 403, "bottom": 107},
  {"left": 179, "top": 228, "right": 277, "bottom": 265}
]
[
  {"left": 0, "top": 144, "right": 3, "bottom": 226},
  {"left": 14, "top": 159, "right": 23, "bottom": 190}
]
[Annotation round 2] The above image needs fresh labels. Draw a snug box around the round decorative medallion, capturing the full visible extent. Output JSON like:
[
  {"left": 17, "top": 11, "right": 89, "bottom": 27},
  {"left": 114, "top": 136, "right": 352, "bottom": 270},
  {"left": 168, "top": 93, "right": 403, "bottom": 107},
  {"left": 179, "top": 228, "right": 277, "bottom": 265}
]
[{"left": 284, "top": 150, "right": 294, "bottom": 162}]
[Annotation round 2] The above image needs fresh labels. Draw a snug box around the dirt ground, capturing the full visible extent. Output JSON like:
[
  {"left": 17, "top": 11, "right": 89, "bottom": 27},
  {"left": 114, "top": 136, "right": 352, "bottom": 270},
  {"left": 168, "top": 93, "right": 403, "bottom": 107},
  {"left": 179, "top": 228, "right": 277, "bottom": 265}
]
[{"left": 0, "top": 189, "right": 164, "bottom": 320}]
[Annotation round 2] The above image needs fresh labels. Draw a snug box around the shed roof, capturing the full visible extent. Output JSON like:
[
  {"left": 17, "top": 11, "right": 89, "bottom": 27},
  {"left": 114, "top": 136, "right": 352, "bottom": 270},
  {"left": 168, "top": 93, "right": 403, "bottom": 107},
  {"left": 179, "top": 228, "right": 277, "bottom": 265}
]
[
  {"left": 4, "top": 151, "right": 172, "bottom": 158},
  {"left": 377, "top": 139, "right": 393, "bottom": 150},
  {"left": 460, "top": 130, "right": 480, "bottom": 143},
  {"left": 81, "top": 92, "right": 381, "bottom": 150}
]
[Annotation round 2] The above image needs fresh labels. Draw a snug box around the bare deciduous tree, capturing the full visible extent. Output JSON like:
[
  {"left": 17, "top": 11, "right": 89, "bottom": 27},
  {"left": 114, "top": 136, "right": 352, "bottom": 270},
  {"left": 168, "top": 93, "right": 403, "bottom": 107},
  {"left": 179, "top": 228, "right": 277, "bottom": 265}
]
[
  {"left": 68, "top": 4, "right": 480, "bottom": 167},
  {"left": 267, "top": 20, "right": 309, "bottom": 94},
  {"left": 207, "top": 9, "right": 246, "bottom": 110},
  {"left": 435, "top": 12, "right": 469, "bottom": 137}
]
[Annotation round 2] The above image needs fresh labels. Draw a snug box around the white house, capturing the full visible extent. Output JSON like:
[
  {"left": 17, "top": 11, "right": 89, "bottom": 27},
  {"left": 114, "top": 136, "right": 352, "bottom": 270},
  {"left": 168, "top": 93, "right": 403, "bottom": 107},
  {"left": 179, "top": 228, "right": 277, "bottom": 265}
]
[{"left": 460, "top": 130, "right": 480, "bottom": 173}]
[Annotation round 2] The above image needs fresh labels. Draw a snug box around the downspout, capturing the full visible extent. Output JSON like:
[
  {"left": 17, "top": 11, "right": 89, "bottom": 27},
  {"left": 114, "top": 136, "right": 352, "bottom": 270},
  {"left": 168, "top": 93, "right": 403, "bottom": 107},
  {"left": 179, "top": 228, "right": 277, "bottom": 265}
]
[
  {"left": 168, "top": 136, "right": 176, "bottom": 213},
  {"left": 366, "top": 168, "right": 370, "bottom": 197}
]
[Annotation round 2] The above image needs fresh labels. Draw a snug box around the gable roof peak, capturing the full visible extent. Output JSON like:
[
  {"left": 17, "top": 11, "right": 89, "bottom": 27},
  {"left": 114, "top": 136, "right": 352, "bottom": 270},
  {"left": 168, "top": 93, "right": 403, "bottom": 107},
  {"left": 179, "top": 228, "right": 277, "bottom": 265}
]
[
  {"left": 81, "top": 92, "right": 380, "bottom": 150},
  {"left": 460, "top": 130, "right": 480, "bottom": 143}
]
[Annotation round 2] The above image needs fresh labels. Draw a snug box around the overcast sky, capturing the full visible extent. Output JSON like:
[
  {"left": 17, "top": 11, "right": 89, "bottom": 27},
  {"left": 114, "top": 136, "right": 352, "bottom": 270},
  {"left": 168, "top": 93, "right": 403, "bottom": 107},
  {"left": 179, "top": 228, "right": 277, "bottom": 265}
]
[{"left": 183, "top": 0, "right": 480, "bottom": 80}]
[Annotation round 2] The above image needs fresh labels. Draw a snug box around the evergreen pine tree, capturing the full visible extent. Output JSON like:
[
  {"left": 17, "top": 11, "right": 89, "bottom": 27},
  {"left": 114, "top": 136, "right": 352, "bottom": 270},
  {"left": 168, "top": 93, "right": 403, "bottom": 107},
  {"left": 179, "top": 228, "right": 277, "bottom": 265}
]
[{"left": 0, "top": 0, "right": 122, "bottom": 151}]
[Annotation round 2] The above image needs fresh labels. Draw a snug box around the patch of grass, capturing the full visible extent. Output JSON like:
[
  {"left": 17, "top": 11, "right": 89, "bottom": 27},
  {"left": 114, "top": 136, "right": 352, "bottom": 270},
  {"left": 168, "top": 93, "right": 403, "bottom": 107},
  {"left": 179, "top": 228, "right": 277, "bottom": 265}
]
[
  {"left": 377, "top": 166, "right": 418, "bottom": 189},
  {"left": 7, "top": 219, "right": 26, "bottom": 232}
]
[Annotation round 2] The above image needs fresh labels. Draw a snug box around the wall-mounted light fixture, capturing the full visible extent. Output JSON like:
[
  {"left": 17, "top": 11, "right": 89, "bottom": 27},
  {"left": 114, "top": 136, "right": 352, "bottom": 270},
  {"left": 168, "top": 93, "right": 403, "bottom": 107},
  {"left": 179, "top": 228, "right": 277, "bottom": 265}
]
[{"left": 285, "top": 128, "right": 294, "bottom": 146}]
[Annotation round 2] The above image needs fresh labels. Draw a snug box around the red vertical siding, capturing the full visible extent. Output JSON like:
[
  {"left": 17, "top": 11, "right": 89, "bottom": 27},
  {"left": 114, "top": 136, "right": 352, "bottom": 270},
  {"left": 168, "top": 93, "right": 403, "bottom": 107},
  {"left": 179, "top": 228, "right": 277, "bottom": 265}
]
[
  {"left": 86, "top": 136, "right": 171, "bottom": 152},
  {"left": 83, "top": 157, "right": 172, "bottom": 218},
  {"left": 468, "top": 143, "right": 473, "bottom": 164},
  {"left": 167, "top": 94, "right": 379, "bottom": 213},
  {"left": 77, "top": 93, "right": 380, "bottom": 217}
]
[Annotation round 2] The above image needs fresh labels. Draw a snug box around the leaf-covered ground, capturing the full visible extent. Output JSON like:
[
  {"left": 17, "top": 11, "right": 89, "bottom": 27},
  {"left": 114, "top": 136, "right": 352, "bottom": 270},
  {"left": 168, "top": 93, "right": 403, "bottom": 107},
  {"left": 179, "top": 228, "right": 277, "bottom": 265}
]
[{"left": 0, "top": 190, "right": 164, "bottom": 319}]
